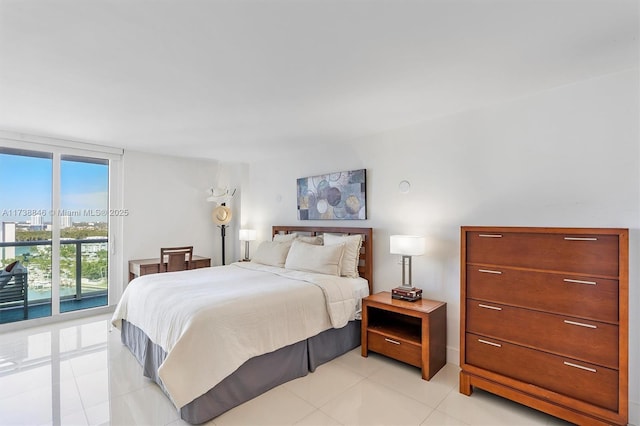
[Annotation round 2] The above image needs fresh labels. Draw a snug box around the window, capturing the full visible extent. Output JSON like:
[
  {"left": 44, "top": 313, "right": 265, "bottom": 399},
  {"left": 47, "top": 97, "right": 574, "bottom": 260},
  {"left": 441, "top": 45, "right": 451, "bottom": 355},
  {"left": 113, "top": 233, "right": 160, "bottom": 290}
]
[{"left": 0, "top": 136, "right": 123, "bottom": 325}]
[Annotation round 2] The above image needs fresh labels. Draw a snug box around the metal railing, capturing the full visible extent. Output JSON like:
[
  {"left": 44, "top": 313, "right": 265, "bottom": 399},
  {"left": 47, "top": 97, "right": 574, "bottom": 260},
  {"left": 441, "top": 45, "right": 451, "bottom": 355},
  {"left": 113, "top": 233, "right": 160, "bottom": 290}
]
[{"left": 0, "top": 238, "right": 108, "bottom": 302}]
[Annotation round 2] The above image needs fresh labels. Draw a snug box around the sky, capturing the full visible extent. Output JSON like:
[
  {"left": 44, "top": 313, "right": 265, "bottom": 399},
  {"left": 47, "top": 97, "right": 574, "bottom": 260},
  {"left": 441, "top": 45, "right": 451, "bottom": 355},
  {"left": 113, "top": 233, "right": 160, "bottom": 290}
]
[{"left": 0, "top": 153, "right": 109, "bottom": 224}]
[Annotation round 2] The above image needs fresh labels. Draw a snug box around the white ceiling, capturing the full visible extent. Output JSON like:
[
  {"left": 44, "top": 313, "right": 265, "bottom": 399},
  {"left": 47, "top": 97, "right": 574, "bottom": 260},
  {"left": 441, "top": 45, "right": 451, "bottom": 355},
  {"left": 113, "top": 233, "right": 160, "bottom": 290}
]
[{"left": 0, "top": 0, "right": 637, "bottom": 162}]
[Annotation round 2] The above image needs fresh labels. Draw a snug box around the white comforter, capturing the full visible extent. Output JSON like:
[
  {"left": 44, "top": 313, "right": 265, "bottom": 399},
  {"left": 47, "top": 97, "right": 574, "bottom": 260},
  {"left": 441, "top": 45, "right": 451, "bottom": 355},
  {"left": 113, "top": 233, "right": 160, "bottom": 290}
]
[{"left": 111, "top": 262, "right": 368, "bottom": 409}]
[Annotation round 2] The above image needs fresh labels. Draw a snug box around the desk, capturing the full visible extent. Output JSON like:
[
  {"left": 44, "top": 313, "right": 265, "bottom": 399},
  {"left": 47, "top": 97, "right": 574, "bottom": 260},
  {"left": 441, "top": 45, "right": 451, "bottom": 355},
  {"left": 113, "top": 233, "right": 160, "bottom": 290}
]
[{"left": 128, "top": 256, "right": 211, "bottom": 282}]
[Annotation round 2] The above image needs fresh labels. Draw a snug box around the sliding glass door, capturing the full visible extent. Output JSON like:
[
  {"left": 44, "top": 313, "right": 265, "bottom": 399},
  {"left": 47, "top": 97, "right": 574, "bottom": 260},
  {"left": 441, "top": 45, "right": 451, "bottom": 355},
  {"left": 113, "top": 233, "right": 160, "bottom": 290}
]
[
  {"left": 0, "top": 147, "right": 111, "bottom": 324},
  {"left": 59, "top": 155, "right": 109, "bottom": 313},
  {"left": 0, "top": 148, "right": 53, "bottom": 323}
]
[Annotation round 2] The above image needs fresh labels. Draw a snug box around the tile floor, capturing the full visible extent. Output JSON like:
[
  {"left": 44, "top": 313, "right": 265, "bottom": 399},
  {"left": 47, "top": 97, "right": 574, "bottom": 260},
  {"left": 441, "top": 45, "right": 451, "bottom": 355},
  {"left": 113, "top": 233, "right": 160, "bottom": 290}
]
[{"left": 0, "top": 313, "right": 574, "bottom": 426}]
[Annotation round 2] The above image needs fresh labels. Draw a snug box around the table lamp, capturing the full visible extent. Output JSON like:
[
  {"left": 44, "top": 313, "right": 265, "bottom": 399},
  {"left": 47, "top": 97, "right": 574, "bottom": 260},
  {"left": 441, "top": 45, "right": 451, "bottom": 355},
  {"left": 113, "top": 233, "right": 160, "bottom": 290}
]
[
  {"left": 390, "top": 235, "right": 425, "bottom": 301},
  {"left": 239, "top": 229, "right": 257, "bottom": 261}
]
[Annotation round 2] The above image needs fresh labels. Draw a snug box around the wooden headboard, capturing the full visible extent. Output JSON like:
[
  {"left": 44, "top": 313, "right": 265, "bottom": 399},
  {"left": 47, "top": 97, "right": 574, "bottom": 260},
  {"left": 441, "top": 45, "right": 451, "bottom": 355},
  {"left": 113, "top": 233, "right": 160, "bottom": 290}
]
[{"left": 272, "top": 225, "right": 373, "bottom": 294}]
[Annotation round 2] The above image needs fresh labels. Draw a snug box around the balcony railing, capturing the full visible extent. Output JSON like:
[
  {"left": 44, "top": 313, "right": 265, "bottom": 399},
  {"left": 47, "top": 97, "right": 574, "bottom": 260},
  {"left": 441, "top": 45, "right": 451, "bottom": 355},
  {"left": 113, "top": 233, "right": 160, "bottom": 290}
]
[{"left": 0, "top": 238, "right": 108, "bottom": 303}]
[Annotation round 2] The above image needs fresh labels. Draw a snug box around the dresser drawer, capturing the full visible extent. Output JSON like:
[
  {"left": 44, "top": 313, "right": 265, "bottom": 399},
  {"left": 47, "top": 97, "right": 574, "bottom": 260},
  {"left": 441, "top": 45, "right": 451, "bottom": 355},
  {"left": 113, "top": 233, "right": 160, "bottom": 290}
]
[
  {"left": 466, "top": 231, "right": 619, "bottom": 276},
  {"left": 367, "top": 330, "right": 421, "bottom": 367},
  {"left": 466, "top": 300, "right": 618, "bottom": 368},
  {"left": 466, "top": 266, "right": 619, "bottom": 323},
  {"left": 465, "top": 333, "right": 618, "bottom": 411}
]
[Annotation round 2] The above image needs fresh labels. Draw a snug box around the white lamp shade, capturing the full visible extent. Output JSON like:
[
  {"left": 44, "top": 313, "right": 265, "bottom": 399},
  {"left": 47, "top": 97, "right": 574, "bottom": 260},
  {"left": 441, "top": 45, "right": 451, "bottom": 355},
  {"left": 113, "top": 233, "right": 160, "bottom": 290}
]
[
  {"left": 239, "top": 229, "right": 257, "bottom": 241},
  {"left": 390, "top": 235, "right": 425, "bottom": 256}
]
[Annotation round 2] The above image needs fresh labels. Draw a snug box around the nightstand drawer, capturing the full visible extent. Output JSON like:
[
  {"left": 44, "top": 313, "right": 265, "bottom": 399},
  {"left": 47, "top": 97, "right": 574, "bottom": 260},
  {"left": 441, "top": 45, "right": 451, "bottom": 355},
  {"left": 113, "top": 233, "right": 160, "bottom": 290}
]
[{"left": 367, "top": 330, "right": 421, "bottom": 367}]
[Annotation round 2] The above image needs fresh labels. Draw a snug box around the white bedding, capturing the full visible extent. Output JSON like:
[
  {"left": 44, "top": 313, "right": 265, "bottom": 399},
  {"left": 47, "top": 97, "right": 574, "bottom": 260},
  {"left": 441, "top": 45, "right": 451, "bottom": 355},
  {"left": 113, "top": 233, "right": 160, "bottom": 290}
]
[{"left": 111, "top": 261, "right": 368, "bottom": 409}]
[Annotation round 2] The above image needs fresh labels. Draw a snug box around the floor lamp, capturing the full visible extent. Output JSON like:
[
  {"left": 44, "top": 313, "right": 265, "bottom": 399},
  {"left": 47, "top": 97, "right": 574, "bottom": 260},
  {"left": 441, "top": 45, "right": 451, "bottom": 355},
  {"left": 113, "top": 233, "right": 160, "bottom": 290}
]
[{"left": 212, "top": 204, "right": 232, "bottom": 265}]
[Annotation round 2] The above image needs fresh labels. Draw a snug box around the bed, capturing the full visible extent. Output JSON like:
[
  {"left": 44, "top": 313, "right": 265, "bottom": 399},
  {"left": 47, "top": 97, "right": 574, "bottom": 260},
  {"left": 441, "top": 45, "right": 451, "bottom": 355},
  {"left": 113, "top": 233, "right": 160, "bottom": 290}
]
[{"left": 111, "top": 225, "right": 373, "bottom": 424}]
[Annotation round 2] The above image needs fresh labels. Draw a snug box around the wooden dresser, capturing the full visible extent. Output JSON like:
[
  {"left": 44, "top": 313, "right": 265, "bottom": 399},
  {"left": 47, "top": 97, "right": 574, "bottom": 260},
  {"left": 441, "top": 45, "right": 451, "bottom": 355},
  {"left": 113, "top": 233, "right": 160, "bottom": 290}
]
[{"left": 460, "top": 226, "right": 628, "bottom": 426}]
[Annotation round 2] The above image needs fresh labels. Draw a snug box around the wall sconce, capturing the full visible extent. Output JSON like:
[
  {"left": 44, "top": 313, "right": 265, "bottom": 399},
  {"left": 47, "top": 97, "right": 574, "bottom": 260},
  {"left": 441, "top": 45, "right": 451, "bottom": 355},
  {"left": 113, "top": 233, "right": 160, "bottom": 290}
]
[{"left": 239, "top": 229, "right": 257, "bottom": 261}]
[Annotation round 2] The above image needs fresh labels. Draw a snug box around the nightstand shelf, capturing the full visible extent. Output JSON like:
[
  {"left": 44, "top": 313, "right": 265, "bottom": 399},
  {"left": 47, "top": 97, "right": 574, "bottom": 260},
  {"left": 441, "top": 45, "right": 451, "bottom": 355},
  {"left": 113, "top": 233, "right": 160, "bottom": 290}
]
[
  {"left": 367, "top": 310, "right": 421, "bottom": 344},
  {"left": 362, "top": 291, "right": 447, "bottom": 380}
]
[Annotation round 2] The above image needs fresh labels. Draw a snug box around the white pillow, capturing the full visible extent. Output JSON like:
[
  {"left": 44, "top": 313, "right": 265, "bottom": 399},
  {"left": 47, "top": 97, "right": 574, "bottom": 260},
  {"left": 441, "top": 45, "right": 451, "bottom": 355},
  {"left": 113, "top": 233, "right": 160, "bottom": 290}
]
[
  {"left": 323, "top": 233, "right": 363, "bottom": 278},
  {"left": 273, "top": 233, "right": 297, "bottom": 242},
  {"left": 252, "top": 241, "right": 292, "bottom": 267},
  {"left": 297, "top": 235, "right": 323, "bottom": 245},
  {"left": 285, "top": 240, "right": 345, "bottom": 276}
]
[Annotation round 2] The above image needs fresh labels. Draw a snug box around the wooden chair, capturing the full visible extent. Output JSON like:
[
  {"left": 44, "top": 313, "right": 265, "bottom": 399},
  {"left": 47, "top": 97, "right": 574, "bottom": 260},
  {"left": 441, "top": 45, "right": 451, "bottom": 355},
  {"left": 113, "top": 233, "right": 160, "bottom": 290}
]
[{"left": 160, "top": 246, "right": 193, "bottom": 272}]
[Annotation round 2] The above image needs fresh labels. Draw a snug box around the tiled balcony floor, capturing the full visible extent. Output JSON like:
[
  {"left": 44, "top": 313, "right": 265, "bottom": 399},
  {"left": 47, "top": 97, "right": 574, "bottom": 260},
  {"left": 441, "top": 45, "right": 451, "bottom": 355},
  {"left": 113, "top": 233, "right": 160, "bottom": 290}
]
[{"left": 0, "top": 295, "right": 107, "bottom": 324}]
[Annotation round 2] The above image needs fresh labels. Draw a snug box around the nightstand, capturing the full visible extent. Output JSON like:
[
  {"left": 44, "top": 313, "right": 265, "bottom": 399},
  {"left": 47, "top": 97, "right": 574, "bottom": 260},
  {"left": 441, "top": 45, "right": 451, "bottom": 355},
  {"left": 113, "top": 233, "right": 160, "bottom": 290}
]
[{"left": 361, "top": 291, "right": 446, "bottom": 380}]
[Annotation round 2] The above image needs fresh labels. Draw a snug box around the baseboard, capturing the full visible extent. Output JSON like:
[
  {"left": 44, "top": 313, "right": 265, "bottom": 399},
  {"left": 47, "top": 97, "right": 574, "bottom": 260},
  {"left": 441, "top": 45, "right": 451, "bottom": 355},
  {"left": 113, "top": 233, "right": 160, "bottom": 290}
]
[
  {"left": 630, "top": 400, "right": 639, "bottom": 426},
  {"left": 447, "top": 346, "right": 460, "bottom": 366}
]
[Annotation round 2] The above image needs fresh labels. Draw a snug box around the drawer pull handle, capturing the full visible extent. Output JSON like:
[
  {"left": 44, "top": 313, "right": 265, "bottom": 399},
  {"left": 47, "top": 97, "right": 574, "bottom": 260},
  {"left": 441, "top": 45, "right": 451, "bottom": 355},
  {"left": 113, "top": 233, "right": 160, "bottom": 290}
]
[
  {"left": 564, "top": 237, "right": 598, "bottom": 241},
  {"left": 479, "top": 234, "right": 502, "bottom": 238},
  {"left": 563, "top": 278, "right": 597, "bottom": 286},
  {"left": 478, "top": 339, "right": 502, "bottom": 347},
  {"left": 479, "top": 303, "right": 502, "bottom": 311},
  {"left": 564, "top": 361, "right": 596, "bottom": 373},
  {"left": 384, "top": 338, "right": 400, "bottom": 345},
  {"left": 564, "top": 320, "right": 597, "bottom": 329},
  {"left": 479, "top": 269, "right": 502, "bottom": 275}
]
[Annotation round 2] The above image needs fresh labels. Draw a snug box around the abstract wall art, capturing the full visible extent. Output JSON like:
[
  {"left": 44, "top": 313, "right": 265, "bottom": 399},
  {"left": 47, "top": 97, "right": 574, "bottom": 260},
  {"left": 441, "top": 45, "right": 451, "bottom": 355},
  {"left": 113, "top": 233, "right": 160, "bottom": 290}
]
[{"left": 297, "top": 169, "right": 366, "bottom": 220}]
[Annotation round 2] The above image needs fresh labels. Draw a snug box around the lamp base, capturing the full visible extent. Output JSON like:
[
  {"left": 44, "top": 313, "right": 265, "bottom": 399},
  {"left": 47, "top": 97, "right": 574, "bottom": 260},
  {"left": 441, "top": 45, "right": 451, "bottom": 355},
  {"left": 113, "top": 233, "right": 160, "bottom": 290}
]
[{"left": 391, "top": 286, "right": 422, "bottom": 302}]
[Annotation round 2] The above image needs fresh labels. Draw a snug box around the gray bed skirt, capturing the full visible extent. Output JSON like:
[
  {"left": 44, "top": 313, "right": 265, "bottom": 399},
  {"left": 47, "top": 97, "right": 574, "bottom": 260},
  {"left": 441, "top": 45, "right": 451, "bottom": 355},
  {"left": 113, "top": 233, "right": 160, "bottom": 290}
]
[{"left": 121, "top": 320, "right": 361, "bottom": 424}]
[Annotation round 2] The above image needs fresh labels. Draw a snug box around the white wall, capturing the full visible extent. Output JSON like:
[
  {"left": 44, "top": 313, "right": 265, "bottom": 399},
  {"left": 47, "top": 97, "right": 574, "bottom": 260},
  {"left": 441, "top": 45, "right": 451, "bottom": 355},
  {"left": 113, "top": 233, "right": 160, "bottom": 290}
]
[
  {"left": 246, "top": 69, "right": 640, "bottom": 424},
  {"left": 120, "top": 151, "right": 245, "bottom": 293}
]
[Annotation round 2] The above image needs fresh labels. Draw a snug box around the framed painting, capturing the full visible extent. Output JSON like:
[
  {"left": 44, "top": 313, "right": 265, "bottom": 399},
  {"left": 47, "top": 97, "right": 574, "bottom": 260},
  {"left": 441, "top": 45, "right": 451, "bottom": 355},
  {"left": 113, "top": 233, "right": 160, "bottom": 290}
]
[{"left": 297, "top": 169, "right": 366, "bottom": 220}]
